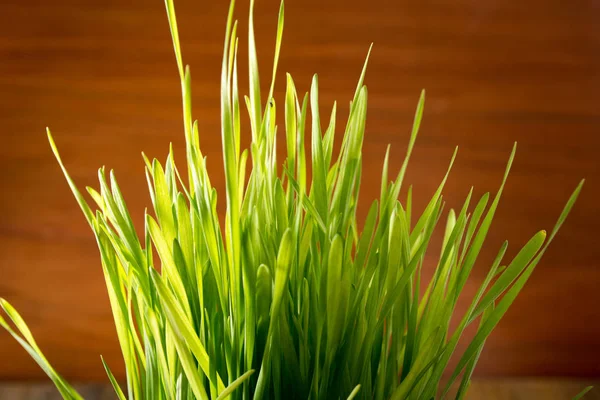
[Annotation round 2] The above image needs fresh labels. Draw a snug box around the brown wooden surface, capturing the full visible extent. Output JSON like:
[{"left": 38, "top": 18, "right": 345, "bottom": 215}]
[
  {"left": 1, "top": 0, "right": 599, "bottom": 382},
  {"left": 0, "top": 380, "right": 598, "bottom": 400}
]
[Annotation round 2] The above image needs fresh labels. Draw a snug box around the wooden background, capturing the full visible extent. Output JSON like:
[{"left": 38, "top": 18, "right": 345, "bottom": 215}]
[{"left": 1, "top": 0, "right": 599, "bottom": 382}]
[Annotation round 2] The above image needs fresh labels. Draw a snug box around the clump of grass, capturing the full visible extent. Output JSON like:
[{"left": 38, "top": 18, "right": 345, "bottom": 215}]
[{"left": 0, "top": 0, "right": 586, "bottom": 399}]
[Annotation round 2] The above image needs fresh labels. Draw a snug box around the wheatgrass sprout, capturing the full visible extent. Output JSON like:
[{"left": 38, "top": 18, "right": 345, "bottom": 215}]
[{"left": 0, "top": 0, "right": 587, "bottom": 399}]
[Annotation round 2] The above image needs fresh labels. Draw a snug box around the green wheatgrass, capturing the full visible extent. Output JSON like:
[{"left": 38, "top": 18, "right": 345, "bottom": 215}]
[{"left": 0, "top": 0, "right": 588, "bottom": 399}]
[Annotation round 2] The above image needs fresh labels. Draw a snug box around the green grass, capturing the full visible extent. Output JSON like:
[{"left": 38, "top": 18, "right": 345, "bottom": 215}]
[{"left": 0, "top": 0, "right": 587, "bottom": 399}]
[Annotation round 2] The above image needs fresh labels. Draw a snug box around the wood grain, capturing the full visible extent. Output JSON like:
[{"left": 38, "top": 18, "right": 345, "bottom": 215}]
[{"left": 1, "top": 0, "right": 599, "bottom": 381}]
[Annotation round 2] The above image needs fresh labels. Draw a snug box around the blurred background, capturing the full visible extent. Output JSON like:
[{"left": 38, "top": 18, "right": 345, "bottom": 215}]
[{"left": 1, "top": 0, "right": 599, "bottom": 397}]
